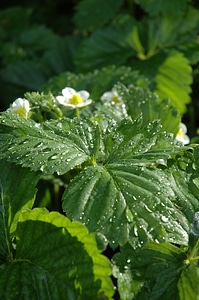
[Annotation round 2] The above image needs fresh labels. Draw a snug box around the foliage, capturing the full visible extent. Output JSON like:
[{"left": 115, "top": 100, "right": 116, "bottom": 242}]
[
  {"left": 0, "top": 0, "right": 199, "bottom": 116},
  {"left": 0, "top": 158, "right": 113, "bottom": 299},
  {"left": 1, "top": 68, "right": 199, "bottom": 297},
  {"left": 0, "top": 0, "right": 199, "bottom": 298}
]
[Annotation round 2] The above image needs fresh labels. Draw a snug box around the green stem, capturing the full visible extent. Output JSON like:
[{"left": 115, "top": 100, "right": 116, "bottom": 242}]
[
  {"left": 190, "top": 255, "right": 199, "bottom": 264},
  {"left": 186, "top": 237, "right": 199, "bottom": 265},
  {"left": 76, "top": 108, "right": 80, "bottom": 118}
]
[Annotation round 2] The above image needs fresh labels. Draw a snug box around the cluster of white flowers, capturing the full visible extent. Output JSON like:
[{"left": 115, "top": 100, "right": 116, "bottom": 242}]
[
  {"left": 5, "top": 88, "right": 191, "bottom": 147},
  {"left": 6, "top": 87, "right": 93, "bottom": 119}
]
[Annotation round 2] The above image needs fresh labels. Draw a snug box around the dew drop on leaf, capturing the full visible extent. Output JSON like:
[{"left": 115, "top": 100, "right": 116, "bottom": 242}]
[
  {"left": 40, "top": 165, "right": 45, "bottom": 172},
  {"left": 161, "top": 215, "right": 169, "bottom": 223}
]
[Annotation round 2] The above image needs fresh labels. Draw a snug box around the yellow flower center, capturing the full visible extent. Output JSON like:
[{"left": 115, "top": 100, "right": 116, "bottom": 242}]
[
  {"left": 14, "top": 107, "right": 27, "bottom": 118},
  {"left": 69, "top": 94, "right": 83, "bottom": 105},
  {"left": 112, "top": 95, "right": 120, "bottom": 103},
  {"left": 177, "top": 128, "right": 183, "bottom": 138}
]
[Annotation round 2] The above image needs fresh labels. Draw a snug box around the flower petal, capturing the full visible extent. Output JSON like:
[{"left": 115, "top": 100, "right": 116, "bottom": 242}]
[
  {"left": 56, "top": 95, "right": 67, "bottom": 105},
  {"left": 101, "top": 91, "right": 113, "bottom": 101},
  {"left": 78, "top": 90, "right": 90, "bottom": 100},
  {"left": 62, "top": 87, "right": 76, "bottom": 98}
]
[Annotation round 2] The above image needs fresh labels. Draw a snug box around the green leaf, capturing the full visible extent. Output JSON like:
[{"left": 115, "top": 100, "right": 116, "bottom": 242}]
[
  {"left": 178, "top": 266, "right": 199, "bottom": 300},
  {"left": 0, "top": 113, "right": 90, "bottom": 175},
  {"left": 0, "top": 159, "right": 40, "bottom": 261},
  {"left": 74, "top": 0, "right": 124, "bottom": 31},
  {"left": 1, "top": 111, "right": 197, "bottom": 249},
  {"left": 75, "top": 16, "right": 136, "bottom": 72},
  {"left": 19, "top": 25, "right": 59, "bottom": 51},
  {"left": 0, "top": 61, "right": 46, "bottom": 90},
  {"left": 155, "top": 51, "right": 192, "bottom": 113},
  {"left": 62, "top": 118, "right": 198, "bottom": 248},
  {"left": 113, "top": 241, "right": 199, "bottom": 299},
  {"left": 135, "top": 0, "right": 187, "bottom": 16},
  {"left": 43, "top": 35, "right": 81, "bottom": 74},
  {"left": 43, "top": 65, "right": 147, "bottom": 101},
  {"left": 116, "top": 84, "right": 181, "bottom": 134},
  {"left": 141, "top": 8, "right": 199, "bottom": 53},
  {"left": 112, "top": 242, "right": 187, "bottom": 299},
  {"left": 0, "top": 6, "right": 30, "bottom": 35},
  {"left": 132, "top": 51, "right": 192, "bottom": 114},
  {"left": 62, "top": 164, "right": 129, "bottom": 248},
  {"left": 104, "top": 117, "right": 183, "bottom": 164},
  {"left": 0, "top": 208, "right": 114, "bottom": 299},
  {"left": 178, "top": 41, "right": 199, "bottom": 65}
]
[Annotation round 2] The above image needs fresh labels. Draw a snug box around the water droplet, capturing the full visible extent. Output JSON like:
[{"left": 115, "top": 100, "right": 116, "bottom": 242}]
[
  {"left": 134, "top": 225, "right": 138, "bottom": 236},
  {"left": 161, "top": 215, "right": 168, "bottom": 223},
  {"left": 144, "top": 204, "right": 153, "bottom": 213},
  {"left": 40, "top": 165, "right": 45, "bottom": 172}
]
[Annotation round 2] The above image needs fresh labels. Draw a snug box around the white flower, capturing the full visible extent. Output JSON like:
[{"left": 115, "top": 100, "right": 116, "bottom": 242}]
[
  {"left": 176, "top": 122, "right": 190, "bottom": 145},
  {"left": 56, "top": 87, "right": 92, "bottom": 108},
  {"left": 100, "top": 89, "right": 121, "bottom": 105},
  {"left": 7, "top": 98, "right": 30, "bottom": 118}
]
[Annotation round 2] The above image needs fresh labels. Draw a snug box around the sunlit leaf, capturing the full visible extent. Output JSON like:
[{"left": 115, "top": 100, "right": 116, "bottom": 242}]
[
  {"left": 178, "top": 266, "right": 199, "bottom": 300},
  {"left": 155, "top": 51, "right": 192, "bottom": 113},
  {"left": 132, "top": 51, "right": 192, "bottom": 113},
  {"left": 0, "top": 208, "right": 114, "bottom": 299}
]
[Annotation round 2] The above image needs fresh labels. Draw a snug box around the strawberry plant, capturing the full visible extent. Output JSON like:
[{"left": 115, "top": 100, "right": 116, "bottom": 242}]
[{"left": 0, "top": 0, "right": 199, "bottom": 299}]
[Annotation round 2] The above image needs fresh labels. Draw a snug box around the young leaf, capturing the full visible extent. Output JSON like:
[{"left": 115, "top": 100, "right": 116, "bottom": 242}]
[
  {"left": 0, "top": 159, "right": 40, "bottom": 261},
  {"left": 0, "top": 208, "right": 114, "bottom": 299}
]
